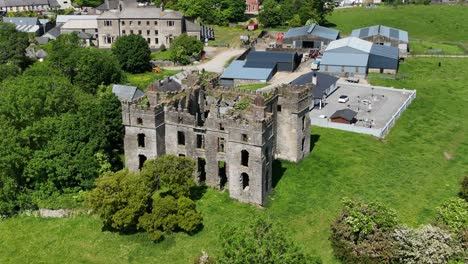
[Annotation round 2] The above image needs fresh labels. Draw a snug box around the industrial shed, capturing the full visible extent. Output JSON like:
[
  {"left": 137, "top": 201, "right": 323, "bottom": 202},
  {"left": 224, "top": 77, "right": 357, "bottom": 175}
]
[
  {"left": 320, "top": 37, "right": 399, "bottom": 77},
  {"left": 330, "top": 109, "right": 357, "bottom": 124},
  {"left": 245, "top": 51, "right": 301, "bottom": 72},
  {"left": 282, "top": 23, "right": 340, "bottom": 49},
  {"left": 351, "top": 25, "right": 409, "bottom": 54},
  {"left": 219, "top": 60, "right": 276, "bottom": 87},
  {"left": 290, "top": 72, "right": 339, "bottom": 109}
]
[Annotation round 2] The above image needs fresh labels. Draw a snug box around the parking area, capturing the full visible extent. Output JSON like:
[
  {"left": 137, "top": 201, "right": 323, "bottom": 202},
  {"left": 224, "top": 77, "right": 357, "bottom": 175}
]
[{"left": 311, "top": 82, "right": 415, "bottom": 129}]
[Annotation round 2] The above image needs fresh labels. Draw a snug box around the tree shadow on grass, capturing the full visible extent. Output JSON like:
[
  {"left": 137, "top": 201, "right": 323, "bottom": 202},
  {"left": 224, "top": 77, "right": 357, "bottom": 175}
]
[
  {"left": 310, "top": 134, "right": 320, "bottom": 153},
  {"left": 321, "top": 21, "right": 337, "bottom": 28},
  {"left": 272, "top": 160, "right": 287, "bottom": 188},
  {"left": 190, "top": 184, "right": 208, "bottom": 201}
]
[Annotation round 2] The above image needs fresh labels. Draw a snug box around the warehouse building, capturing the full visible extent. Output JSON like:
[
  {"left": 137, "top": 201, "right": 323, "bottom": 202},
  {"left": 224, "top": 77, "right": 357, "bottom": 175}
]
[
  {"left": 282, "top": 23, "right": 340, "bottom": 49},
  {"left": 351, "top": 25, "right": 409, "bottom": 55},
  {"left": 320, "top": 37, "right": 399, "bottom": 78}
]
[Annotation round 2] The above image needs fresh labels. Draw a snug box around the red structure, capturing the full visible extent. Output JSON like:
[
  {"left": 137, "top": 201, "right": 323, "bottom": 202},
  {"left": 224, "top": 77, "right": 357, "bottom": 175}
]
[{"left": 245, "top": 0, "right": 261, "bottom": 14}]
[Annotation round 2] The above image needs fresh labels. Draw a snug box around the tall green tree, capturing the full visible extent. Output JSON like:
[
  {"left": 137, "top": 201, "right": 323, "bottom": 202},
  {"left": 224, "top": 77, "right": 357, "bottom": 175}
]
[
  {"left": 111, "top": 34, "right": 151, "bottom": 73},
  {"left": 258, "top": 0, "right": 286, "bottom": 28},
  {"left": 177, "top": 0, "right": 245, "bottom": 25},
  {"left": 168, "top": 33, "right": 203, "bottom": 65},
  {"left": 218, "top": 217, "right": 321, "bottom": 264},
  {"left": 0, "top": 22, "right": 30, "bottom": 69}
]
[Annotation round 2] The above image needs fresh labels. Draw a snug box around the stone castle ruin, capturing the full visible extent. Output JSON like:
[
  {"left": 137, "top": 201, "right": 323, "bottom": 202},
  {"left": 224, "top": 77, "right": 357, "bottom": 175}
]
[{"left": 121, "top": 71, "right": 312, "bottom": 205}]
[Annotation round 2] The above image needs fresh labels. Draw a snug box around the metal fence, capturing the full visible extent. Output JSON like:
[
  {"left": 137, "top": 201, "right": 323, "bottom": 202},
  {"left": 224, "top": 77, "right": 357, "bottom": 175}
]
[{"left": 311, "top": 86, "right": 417, "bottom": 138}]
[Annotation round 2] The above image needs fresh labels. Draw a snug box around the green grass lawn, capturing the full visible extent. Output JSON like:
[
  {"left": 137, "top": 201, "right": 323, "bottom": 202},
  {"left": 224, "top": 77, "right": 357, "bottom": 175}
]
[
  {"left": 125, "top": 69, "right": 181, "bottom": 90},
  {"left": 410, "top": 41, "right": 466, "bottom": 55},
  {"left": 1, "top": 58, "right": 467, "bottom": 263},
  {"left": 208, "top": 25, "right": 262, "bottom": 48},
  {"left": 236, "top": 83, "right": 270, "bottom": 91},
  {"left": 327, "top": 5, "right": 468, "bottom": 43},
  {"left": 150, "top": 50, "right": 172, "bottom": 61}
]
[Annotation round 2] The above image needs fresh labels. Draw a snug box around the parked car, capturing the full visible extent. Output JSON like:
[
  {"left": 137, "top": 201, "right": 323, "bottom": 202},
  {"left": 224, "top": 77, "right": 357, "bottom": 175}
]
[{"left": 338, "top": 95, "right": 349, "bottom": 103}]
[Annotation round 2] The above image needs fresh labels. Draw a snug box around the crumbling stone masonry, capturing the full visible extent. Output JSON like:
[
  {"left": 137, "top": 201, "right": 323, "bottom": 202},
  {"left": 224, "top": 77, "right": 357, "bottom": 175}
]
[{"left": 121, "top": 71, "right": 312, "bottom": 205}]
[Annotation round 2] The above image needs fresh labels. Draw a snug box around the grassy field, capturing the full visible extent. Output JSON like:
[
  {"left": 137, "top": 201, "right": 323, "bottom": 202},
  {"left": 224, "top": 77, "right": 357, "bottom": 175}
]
[
  {"left": 125, "top": 69, "right": 181, "bottom": 90},
  {"left": 150, "top": 50, "right": 172, "bottom": 61},
  {"left": 1, "top": 58, "right": 467, "bottom": 263},
  {"left": 208, "top": 25, "right": 262, "bottom": 48},
  {"left": 410, "top": 41, "right": 466, "bottom": 55},
  {"left": 327, "top": 5, "right": 468, "bottom": 43},
  {"left": 236, "top": 83, "right": 270, "bottom": 91}
]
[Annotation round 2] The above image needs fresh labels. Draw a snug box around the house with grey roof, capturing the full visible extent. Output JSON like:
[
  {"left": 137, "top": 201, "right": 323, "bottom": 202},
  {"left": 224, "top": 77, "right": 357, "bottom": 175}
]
[
  {"left": 56, "top": 15, "right": 99, "bottom": 24},
  {"left": 61, "top": 18, "right": 98, "bottom": 46},
  {"left": 2, "top": 17, "right": 47, "bottom": 36},
  {"left": 290, "top": 72, "right": 339, "bottom": 109},
  {"left": 282, "top": 24, "right": 340, "bottom": 50},
  {"left": 320, "top": 37, "right": 399, "bottom": 78},
  {"left": 112, "top": 84, "right": 145, "bottom": 102},
  {"left": 351, "top": 25, "right": 409, "bottom": 55},
  {"left": 0, "top": 0, "right": 59, "bottom": 12},
  {"left": 220, "top": 51, "right": 301, "bottom": 87},
  {"left": 97, "top": 0, "right": 200, "bottom": 49}
]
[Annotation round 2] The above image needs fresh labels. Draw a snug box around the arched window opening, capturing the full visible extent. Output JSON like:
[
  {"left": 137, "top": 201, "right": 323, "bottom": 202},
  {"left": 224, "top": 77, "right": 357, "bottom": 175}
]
[
  {"left": 137, "top": 133, "right": 145, "bottom": 148},
  {"left": 138, "top": 155, "right": 147, "bottom": 170},
  {"left": 241, "top": 173, "right": 249, "bottom": 191}
]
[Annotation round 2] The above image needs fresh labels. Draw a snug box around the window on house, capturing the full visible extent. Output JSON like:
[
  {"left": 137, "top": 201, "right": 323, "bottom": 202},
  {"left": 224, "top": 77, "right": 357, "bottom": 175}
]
[
  {"left": 241, "top": 173, "right": 249, "bottom": 190},
  {"left": 129, "top": 21, "right": 133, "bottom": 26},
  {"left": 154, "top": 30, "right": 158, "bottom": 35},
  {"left": 167, "top": 21, "right": 174, "bottom": 26},
  {"left": 147, "top": 38, "right": 150, "bottom": 44},
  {"left": 137, "top": 133, "right": 145, "bottom": 148},
  {"left": 121, "top": 21, "right": 125, "bottom": 25},
  {"left": 122, "top": 30, "right": 126, "bottom": 34},
  {"left": 196, "top": 134, "right": 205, "bottom": 149},
  {"left": 130, "top": 30, "right": 134, "bottom": 34},
  {"left": 241, "top": 133, "right": 248, "bottom": 142},
  {"left": 138, "top": 30, "right": 142, "bottom": 35},
  {"left": 104, "top": 36, "right": 112, "bottom": 44},
  {"left": 138, "top": 21, "right": 141, "bottom": 25},
  {"left": 138, "top": 155, "right": 147, "bottom": 170},
  {"left": 104, "top": 20, "right": 112, "bottom": 26},
  {"left": 218, "top": 138, "right": 225, "bottom": 152},
  {"left": 137, "top": 118, "right": 143, "bottom": 125},
  {"left": 154, "top": 21, "right": 158, "bottom": 25},
  {"left": 155, "top": 38, "right": 159, "bottom": 44},
  {"left": 177, "top": 131, "right": 185, "bottom": 146},
  {"left": 277, "top": 105, "right": 282, "bottom": 112},
  {"left": 147, "top": 30, "right": 150, "bottom": 35},
  {"left": 146, "top": 21, "right": 150, "bottom": 26},
  {"left": 241, "top": 150, "right": 249, "bottom": 167}
]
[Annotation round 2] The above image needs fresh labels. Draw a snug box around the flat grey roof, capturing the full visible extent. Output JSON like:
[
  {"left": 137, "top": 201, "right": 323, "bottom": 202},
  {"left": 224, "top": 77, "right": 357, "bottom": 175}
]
[
  {"left": 283, "top": 23, "right": 339, "bottom": 40},
  {"left": 220, "top": 60, "right": 274, "bottom": 81},
  {"left": 3, "top": 17, "right": 39, "bottom": 25},
  {"left": 351, "top": 25, "right": 409, "bottom": 43},
  {"left": 0, "top": 0, "right": 49, "bottom": 7},
  {"left": 321, "top": 52, "right": 369, "bottom": 67},
  {"left": 244, "top": 51, "right": 297, "bottom": 68}
]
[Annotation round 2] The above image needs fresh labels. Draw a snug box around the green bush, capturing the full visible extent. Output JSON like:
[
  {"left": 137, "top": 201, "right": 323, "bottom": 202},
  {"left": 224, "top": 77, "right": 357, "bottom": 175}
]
[
  {"left": 112, "top": 34, "right": 151, "bottom": 73},
  {"left": 435, "top": 198, "right": 468, "bottom": 232}
]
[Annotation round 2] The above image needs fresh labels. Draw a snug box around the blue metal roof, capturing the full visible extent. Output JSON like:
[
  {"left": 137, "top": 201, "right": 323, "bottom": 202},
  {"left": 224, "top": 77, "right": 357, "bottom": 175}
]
[
  {"left": 321, "top": 52, "right": 369, "bottom": 67},
  {"left": 220, "top": 60, "right": 275, "bottom": 81},
  {"left": 283, "top": 23, "right": 339, "bottom": 40},
  {"left": 351, "top": 25, "right": 409, "bottom": 43}
]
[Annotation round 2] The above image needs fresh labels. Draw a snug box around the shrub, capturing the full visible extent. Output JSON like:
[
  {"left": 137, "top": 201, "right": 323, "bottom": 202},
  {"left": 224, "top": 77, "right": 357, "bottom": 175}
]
[
  {"left": 460, "top": 176, "right": 468, "bottom": 202},
  {"left": 435, "top": 198, "right": 468, "bottom": 232}
]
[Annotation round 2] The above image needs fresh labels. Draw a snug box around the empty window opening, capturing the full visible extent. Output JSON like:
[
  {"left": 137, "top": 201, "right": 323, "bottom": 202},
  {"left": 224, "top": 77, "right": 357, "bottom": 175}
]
[
  {"left": 241, "top": 173, "right": 249, "bottom": 190},
  {"left": 302, "top": 116, "right": 306, "bottom": 131},
  {"left": 241, "top": 133, "right": 248, "bottom": 142},
  {"left": 241, "top": 150, "right": 249, "bottom": 167},
  {"left": 218, "top": 137, "right": 225, "bottom": 152},
  {"left": 138, "top": 155, "right": 147, "bottom": 170},
  {"left": 197, "top": 158, "right": 206, "bottom": 182},
  {"left": 137, "top": 133, "right": 145, "bottom": 148},
  {"left": 178, "top": 154, "right": 186, "bottom": 157},
  {"left": 301, "top": 137, "right": 305, "bottom": 152},
  {"left": 196, "top": 134, "right": 205, "bottom": 149},
  {"left": 218, "top": 161, "right": 227, "bottom": 189},
  {"left": 178, "top": 116, "right": 183, "bottom": 123},
  {"left": 137, "top": 118, "right": 143, "bottom": 125},
  {"left": 277, "top": 105, "right": 282, "bottom": 112},
  {"left": 219, "top": 123, "right": 225, "bottom": 131},
  {"left": 177, "top": 131, "right": 185, "bottom": 145}
]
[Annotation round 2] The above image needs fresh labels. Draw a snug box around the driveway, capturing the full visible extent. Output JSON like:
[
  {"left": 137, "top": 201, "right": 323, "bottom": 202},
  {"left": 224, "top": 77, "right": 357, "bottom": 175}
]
[{"left": 162, "top": 48, "right": 246, "bottom": 73}]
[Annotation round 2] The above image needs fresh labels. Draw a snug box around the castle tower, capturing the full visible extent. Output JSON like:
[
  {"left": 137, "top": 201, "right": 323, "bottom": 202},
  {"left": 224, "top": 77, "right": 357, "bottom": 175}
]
[{"left": 275, "top": 85, "right": 312, "bottom": 162}]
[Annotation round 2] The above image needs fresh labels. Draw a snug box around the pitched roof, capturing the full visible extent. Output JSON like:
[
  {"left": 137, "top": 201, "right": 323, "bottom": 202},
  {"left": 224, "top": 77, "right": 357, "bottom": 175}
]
[
  {"left": 325, "top": 37, "right": 373, "bottom": 53},
  {"left": 62, "top": 19, "right": 98, "bottom": 29},
  {"left": 3, "top": 17, "right": 39, "bottom": 25},
  {"left": 321, "top": 52, "right": 369, "bottom": 67},
  {"left": 283, "top": 23, "right": 339, "bottom": 40},
  {"left": 244, "top": 51, "right": 297, "bottom": 68},
  {"left": 0, "top": 0, "right": 50, "bottom": 7},
  {"left": 185, "top": 19, "right": 200, "bottom": 32},
  {"left": 351, "top": 25, "right": 409, "bottom": 43},
  {"left": 99, "top": 7, "right": 184, "bottom": 20},
  {"left": 43, "top": 24, "right": 62, "bottom": 39},
  {"left": 56, "top": 15, "right": 99, "bottom": 24},
  {"left": 330, "top": 109, "right": 357, "bottom": 121},
  {"left": 35, "top": 36, "right": 49, "bottom": 45},
  {"left": 112, "top": 85, "right": 145, "bottom": 102},
  {"left": 290, "top": 72, "right": 339, "bottom": 98},
  {"left": 220, "top": 60, "right": 275, "bottom": 81},
  {"left": 96, "top": 0, "right": 119, "bottom": 10},
  {"left": 155, "top": 77, "right": 182, "bottom": 92}
]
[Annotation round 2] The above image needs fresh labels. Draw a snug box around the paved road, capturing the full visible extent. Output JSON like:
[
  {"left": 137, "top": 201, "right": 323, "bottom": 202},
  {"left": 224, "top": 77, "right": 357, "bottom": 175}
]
[{"left": 162, "top": 48, "right": 246, "bottom": 73}]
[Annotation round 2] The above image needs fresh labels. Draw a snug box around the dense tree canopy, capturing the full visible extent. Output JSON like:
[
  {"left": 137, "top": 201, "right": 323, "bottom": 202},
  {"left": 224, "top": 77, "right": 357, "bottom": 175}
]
[
  {"left": 0, "top": 22, "right": 30, "bottom": 69},
  {"left": 177, "top": 0, "right": 245, "bottom": 26},
  {"left": 169, "top": 33, "right": 204, "bottom": 65},
  {"left": 111, "top": 34, "right": 152, "bottom": 73},
  {"left": 218, "top": 217, "right": 321, "bottom": 264},
  {"left": 87, "top": 155, "right": 202, "bottom": 241}
]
